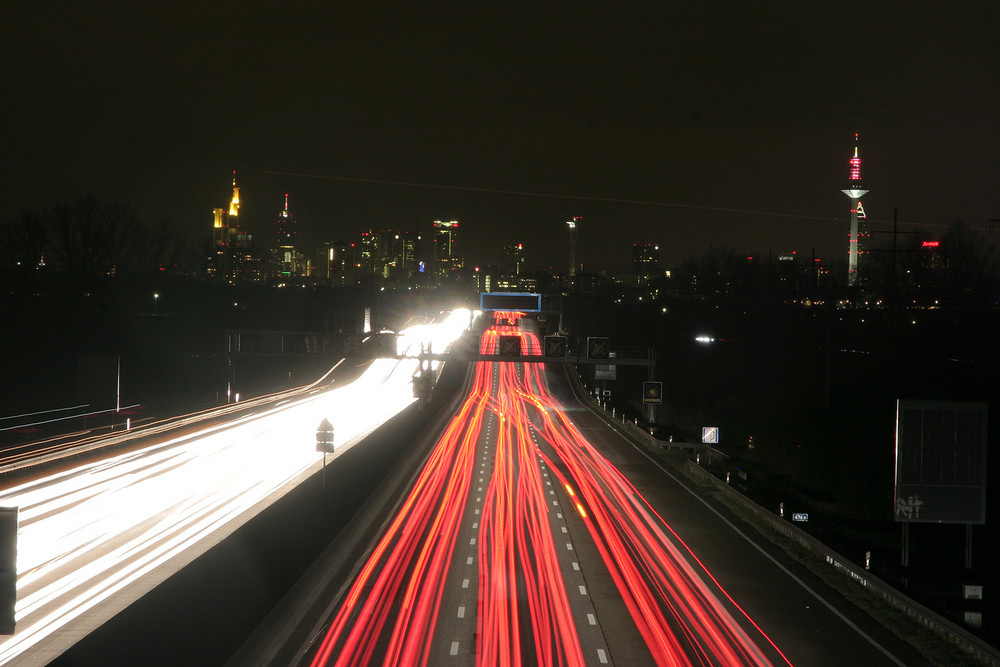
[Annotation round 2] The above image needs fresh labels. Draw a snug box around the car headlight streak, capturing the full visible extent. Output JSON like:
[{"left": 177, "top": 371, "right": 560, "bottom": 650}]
[{"left": 0, "top": 310, "right": 472, "bottom": 663}]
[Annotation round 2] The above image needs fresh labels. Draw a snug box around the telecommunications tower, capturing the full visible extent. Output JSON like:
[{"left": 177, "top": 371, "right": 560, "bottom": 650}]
[{"left": 841, "top": 134, "right": 870, "bottom": 286}]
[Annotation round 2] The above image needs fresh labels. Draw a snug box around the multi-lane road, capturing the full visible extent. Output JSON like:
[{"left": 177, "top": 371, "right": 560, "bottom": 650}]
[
  {"left": 302, "top": 311, "right": 920, "bottom": 667},
  {"left": 0, "top": 307, "right": 934, "bottom": 665},
  {"left": 0, "top": 310, "right": 473, "bottom": 666}
]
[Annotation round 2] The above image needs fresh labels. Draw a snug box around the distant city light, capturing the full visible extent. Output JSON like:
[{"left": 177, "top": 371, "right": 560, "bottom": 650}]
[
  {"left": 695, "top": 335, "right": 715, "bottom": 344},
  {"left": 922, "top": 240, "right": 940, "bottom": 248}
]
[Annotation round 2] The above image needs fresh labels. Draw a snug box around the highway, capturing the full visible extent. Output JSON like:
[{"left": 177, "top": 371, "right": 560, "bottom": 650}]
[
  {"left": 302, "top": 311, "right": 917, "bottom": 666},
  {"left": 0, "top": 310, "right": 473, "bottom": 666}
]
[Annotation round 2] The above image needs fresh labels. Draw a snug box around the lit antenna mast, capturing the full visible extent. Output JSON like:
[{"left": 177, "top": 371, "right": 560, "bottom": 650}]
[{"left": 841, "top": 134, "right": 869, "bottom": 286}]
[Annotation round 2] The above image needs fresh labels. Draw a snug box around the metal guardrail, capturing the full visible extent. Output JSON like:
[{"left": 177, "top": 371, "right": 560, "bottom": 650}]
[
  {"left": 682, "top": 460, "right": 1000, "bottom": 666},
  {"left": 562, "top": 364, "right": 1000, "bottom": 665}
]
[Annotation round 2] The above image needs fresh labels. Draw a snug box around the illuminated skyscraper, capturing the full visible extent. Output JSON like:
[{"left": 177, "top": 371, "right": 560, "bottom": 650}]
[
  {"left": 566, "top": 217, "right": 581, "bottom": 278},
  {"left": 432, "top": 220, "right": 461, "bottom": 275},
  {"left": 841, "top": 134, "right": 870, "bottom": 286},
  {"left": 501, "top": 243, "right": 525, "bottom": 275},
  {"left": 276, "top": 193, "right": 296, "bottom": 276},
  {"left": 228, "top": 171, "right": 240, "bottom": 219},
  {"left": 209, "top": 171, "right": 253, "bottom": 282}
]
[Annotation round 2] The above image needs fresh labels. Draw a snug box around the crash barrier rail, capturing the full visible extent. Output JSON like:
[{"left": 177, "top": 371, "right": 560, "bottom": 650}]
[
  {"left": 682, "top": 459, "right": 1000, "bottom": 666},
  {"left": 566, "top": 365, "right": 1000, "bottom": 665}
]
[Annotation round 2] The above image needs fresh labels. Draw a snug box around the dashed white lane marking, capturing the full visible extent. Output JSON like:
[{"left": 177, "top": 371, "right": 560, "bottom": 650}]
[
  {"left": 597, "top": 648, "right": 608, "bottom": 664},
  {"left": 467, "top": 557, "right": 474, "bottom": 565},
  {"left": 458, "top": 606, "right": 466, "bottom": 618},
  {"left": 462, "top": 578, "right": 470, "bottom": 589},
  {"left": 470, "top": 538, "right": 476, "bottom": 545},
  {"left": 572, "top": 562, "right": 580, "bottom": 571},
  {"left": 566, "top": 543, "right": 574, "bottom": 551},
  {"left": 579, "top": 585, "right": 587, "bottom": 595},
  {"left": 587, "top": 613, "right": 597, "bottom": 625},
  {"left": 450, "top": 641, "right": 460, "bottom": 656}
]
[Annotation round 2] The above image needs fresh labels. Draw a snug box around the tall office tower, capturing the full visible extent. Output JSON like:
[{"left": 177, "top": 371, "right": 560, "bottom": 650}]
[
  {"left": 358, "top": 230, "right": 377, "bottom": 275},
  {"left": 501, "top": 243, "right": 525, "bottom": 275},
  {"left": 228, "top": 170, "right": 240, "bottom": 219},
  {"left": 566, "top": 217, "right": 581, "bottom": 278},
  {"left": 400, "top": 230, "right": 422, "bottom": 274},
  {"left": 432, "top": 220, "right": 461, "bottom": 275},
  {"left": 209, "top": 171, "right": 253, "bottom": 281},
  {"left": 212, "top": 208, "right": 226, "bottom": 250},
  {"left": 841, "top": 134, "right": 870, "bottom": 286},
  {"left": 276, "top": 193, "right": 296, "bottom": 276}
]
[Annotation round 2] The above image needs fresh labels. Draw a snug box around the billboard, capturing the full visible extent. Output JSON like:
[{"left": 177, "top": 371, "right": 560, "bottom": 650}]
[
  {"left": 480, "top": 292, "right": 542, "bottom": 312},
  {"left": 894, "top": 400, "right": 987, "bottom": 524}
]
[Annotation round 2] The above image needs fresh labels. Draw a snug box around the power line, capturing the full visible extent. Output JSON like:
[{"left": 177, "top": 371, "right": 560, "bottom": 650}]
[
  {"left": 260, "top": 169, "right": 969, "bottom": 232},
  {"left": 260, "top": 170, "right": 836, "bottom": 222}
]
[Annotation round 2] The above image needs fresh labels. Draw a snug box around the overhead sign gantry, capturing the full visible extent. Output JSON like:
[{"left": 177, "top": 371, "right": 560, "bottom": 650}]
[{"left": 480, "top": 292, "right": 542, "bottom": 312}]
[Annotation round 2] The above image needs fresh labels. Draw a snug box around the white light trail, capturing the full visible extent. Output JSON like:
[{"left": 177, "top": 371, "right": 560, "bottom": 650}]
[{"left": 0, "top": 308, "right": 474, "bottom": 664}]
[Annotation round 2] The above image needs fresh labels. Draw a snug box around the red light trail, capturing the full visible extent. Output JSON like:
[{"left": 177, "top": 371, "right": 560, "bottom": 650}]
[{"left": 309, "top": 312, "right": 790, "bottom": 666}]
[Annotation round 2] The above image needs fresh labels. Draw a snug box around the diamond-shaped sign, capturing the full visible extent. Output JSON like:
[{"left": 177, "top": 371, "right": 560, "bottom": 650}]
[
  {"left": 544, "top": 335, "right": 567, "bottom": 358},
  {"left": 498, "top": 335, "right": 522, "bottom": 356},
  {"left": 587, "top": 336, "right": 610, "bottom": 359},
  {"left": 642, "top": 381, "right": 663, "bottom": 404}
]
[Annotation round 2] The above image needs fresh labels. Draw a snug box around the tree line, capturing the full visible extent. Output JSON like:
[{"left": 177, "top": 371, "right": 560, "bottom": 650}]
[
  {"left": 671, "top": 220, "right": 1000, "bottom": 310},
  {"left": 0, "top": 194, "right": 194, "bottom": 281}
]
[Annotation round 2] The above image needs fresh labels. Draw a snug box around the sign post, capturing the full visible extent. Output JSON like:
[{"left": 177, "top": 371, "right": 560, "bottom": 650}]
[
  {"left": 316, "top": 418, "right": 335, "bottom": 490},
  {"left": 894, "top": 400, "right": 988, "bottom": 569}
]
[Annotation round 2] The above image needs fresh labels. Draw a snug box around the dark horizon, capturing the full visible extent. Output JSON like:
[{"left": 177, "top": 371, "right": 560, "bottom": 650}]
[{"left": 5, "top": 3, "right": 1000, "bottom": 271}]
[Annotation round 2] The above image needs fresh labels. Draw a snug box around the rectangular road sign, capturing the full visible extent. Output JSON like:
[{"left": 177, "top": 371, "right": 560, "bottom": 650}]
[
  {"left": 894, "top": 399, "right": 988, "bottom": 524},
  {"left": 701, "top": 427, "right": 718, "bottom": 444},
  {"left": 480, "top": 292, "right": 542, "bottom": 312},
  {"left": 792, "top": 513, "right": 809, "bottom": 522}
]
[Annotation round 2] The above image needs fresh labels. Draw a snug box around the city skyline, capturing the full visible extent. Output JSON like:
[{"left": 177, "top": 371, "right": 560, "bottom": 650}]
[{"left": 4, "top": 4, "right": 999, "bottom": 272}]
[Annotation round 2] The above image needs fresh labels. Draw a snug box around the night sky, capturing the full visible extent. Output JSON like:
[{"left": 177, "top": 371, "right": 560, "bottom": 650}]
[{"left": 5, "top": 2, "right": 999, "bottom": 271}]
